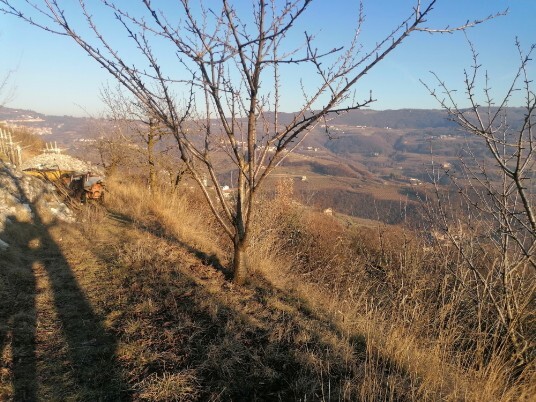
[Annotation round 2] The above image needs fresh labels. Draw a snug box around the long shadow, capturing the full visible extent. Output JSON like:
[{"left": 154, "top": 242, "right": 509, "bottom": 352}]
[
  {"left": 0, "top": 217, "right": 37, "bottom": 400},
  {"left": 110, "top": 209, "right": 230, "bottom": 278},
  {"left": 89, "top": 212, "right": 367, "bottom": 400},
  {"left": 0, "top": 163, "right": 128, "bottom": 400}
]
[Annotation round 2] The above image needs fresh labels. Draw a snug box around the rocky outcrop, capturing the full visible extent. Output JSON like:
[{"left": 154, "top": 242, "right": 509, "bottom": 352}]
[
  {"left": 21, "top": 153, "right": 99, "bottom": 173},
  {"left": 0, "top": 161, "right": 75, "bottom": 245}
]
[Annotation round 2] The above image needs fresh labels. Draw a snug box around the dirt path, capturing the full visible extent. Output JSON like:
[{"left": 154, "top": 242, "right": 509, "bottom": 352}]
[{"left": 1, "top": 201, "right": 126, "bottom": 400}]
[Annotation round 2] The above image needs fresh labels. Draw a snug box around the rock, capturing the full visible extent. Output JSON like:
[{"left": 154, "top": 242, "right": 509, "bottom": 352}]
[
  {"left": 21, "top": 153, "right": 101, "bottom": 174},
  {"left": 49, "top": 202, "right": 75, "bottom": 223},
  {"left": 0, "top": 160, "right": 77, "bottom": 229}
]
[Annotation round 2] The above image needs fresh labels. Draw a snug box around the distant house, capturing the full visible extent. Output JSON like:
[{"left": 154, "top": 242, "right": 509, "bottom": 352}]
[
  {"left": 323, "top": 207, "right": 333, "bottom": 216},
  {"left": 221, "top": 185, "right": 234, "bottom": 199}
]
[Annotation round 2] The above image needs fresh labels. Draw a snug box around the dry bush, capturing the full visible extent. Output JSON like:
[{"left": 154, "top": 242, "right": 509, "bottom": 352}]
[
  {"left": 423, "top": 40, "right": 536, "bottom": 373},
  {"left": 77, "top": 202, "right": 108, "bottom": 238},
  {"left": 246, "top": 179, "right": 534, "bottom": 401}
]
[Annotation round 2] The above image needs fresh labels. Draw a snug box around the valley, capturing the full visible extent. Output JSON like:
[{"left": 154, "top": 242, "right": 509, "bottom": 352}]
[{"left": 0, "top": 105, "right": 490, "bottom": 225}]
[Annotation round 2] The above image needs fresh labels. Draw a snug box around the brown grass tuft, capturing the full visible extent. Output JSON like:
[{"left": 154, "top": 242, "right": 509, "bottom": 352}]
[{"left": 2, "top": 173, "right": 532, "bottom": 400}]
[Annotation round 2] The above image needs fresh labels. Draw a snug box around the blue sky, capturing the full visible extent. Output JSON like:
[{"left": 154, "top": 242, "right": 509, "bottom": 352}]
[{"left": 0, "top": 0, "right": 534, "bottom": 117}]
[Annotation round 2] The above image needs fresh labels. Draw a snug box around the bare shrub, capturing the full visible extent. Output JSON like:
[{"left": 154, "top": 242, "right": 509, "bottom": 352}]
[
  {"left": 245, "top": 178, "right": 534, "bottom": 399},
  {"left": 423, "top": 39, "right": 536, "bottom": 370}
]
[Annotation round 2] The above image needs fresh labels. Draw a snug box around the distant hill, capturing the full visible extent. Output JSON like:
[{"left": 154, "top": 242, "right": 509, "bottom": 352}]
[
  {"left": 256, "top": 109, "right": 455, "bottom": 129},
  {"left": 0, "top": 106, "right": 101, "bottom": 145},
  {"left": 1, "top": 105, "right": 527, "bottom": 141},
  {"left": 279, "top": 107, "right": 528, "bottom": 130},
  {"left": 326, "top": 109, "right": 455, "bottom": 129}
]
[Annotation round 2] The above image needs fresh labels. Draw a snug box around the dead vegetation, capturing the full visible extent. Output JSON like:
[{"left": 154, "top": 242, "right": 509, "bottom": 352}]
[
  {"left": 3, "top": 170, "right": 533, "bottom": 400},
  {"left": 0, "top": 124, "right": 45, "bottom": 165}
]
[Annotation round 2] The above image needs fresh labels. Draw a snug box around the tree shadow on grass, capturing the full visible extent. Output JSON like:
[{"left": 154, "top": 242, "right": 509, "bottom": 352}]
[
  {"left": 0, "top": 164, "right": 128, "bottom": 400},
  {"left": 112, "top": 209, "right": 232, "bottom": 278},
  {"left": 0, "top": 216, "right": 37, "bottom": 401},
  {"left": 85, "top": 220, "right": 370, "bottom": 401}
]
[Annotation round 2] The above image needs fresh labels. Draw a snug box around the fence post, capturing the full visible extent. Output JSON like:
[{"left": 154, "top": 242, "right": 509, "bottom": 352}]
[
  {"left": 8, "top": 132, "right": 14, "bottom": 165},
  {"left": 0, "top": 128, "right": 21, "bottom": 166},
  {"left": 0, "top": 128, "right": 6, "bottom": 156},
  {"left": 16, "top": 145, "right": 22, "bottom": 166}
]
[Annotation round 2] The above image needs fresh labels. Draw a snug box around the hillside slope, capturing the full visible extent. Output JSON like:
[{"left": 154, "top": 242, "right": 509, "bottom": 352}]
[
  {"left": 1, "top": 162, "right": 533, "bottom": 401},
  {"left": 0, "top": 165, "right": 374, "bottom": 400}
]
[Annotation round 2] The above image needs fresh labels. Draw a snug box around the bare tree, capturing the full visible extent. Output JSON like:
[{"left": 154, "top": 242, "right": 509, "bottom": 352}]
[
  {"left": 0, "top": 0, "right": 502, "bottom": 284},
  {"left": 92, "top": 124, "right": 135, "bottom": 176},
  {"left": 100, "top": 85, "right": 177, "bottom": 190},
  {"left": 423, "top": 39, "right": 535, "bottom": 368}
]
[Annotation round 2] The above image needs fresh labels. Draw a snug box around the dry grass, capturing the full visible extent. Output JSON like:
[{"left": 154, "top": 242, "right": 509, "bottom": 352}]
[
  {"left": 136, "top": 371, "right": 200, "bottom": 401},
  {"left": 105, "top": 177, "right": 228, "bottom": 263},
  {"left": 102, "top": 175, "right": 534, "bottom": 400},
  {"left": 1, "top": 173, "right": 533, "bottom": 400},
  {"left": 246, "top": 179, "right": 535, "bottom": 401}
]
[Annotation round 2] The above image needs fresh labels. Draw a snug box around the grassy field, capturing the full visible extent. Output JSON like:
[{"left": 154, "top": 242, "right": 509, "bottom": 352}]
[{"left": 1, "top": 172, "right": 534, "bottom": 401}]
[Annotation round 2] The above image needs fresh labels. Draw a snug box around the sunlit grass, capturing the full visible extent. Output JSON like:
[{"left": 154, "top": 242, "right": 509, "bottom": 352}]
[{"left": 1, "top": 172, "right": 533, "bottom": 400}]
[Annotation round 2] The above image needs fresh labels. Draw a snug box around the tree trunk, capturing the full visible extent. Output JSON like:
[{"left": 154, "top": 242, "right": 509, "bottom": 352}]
[
  {"left": 232, "top": 158, "right": 249, "bottom": 285},
  {"left": 147, "top": 130, "right": 156, "bottom": 192},
  {"left": 233, "top": 237, "right": 248, "bottom": 285}
]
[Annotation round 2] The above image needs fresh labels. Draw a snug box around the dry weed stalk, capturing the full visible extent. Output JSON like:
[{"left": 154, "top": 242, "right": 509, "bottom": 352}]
[{"left": 423, "top": 39, "right": 536, "bottom": 370}]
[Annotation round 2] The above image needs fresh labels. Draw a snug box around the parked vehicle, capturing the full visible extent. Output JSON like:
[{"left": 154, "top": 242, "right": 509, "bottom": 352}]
[{"left": 22, "top": 152, "right": 105, "bottom": 204}]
